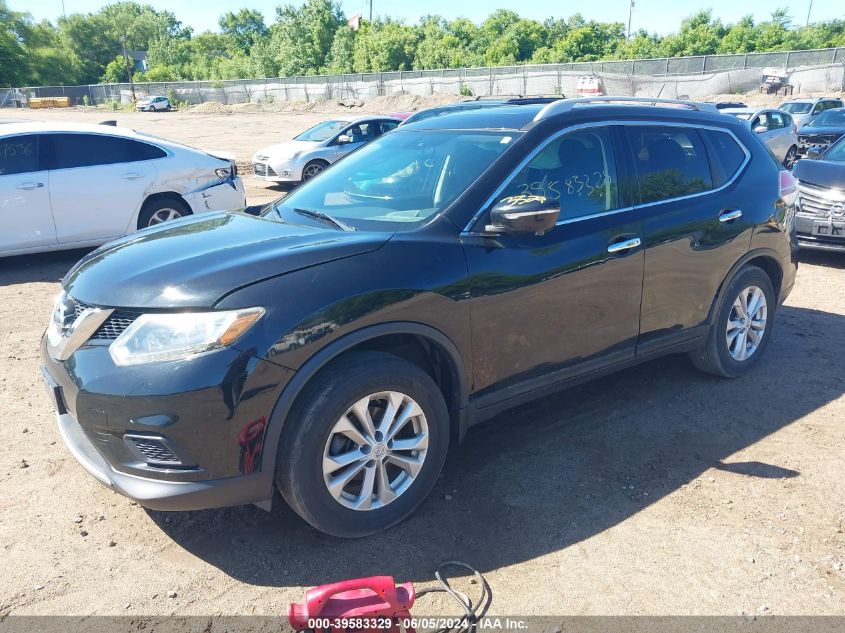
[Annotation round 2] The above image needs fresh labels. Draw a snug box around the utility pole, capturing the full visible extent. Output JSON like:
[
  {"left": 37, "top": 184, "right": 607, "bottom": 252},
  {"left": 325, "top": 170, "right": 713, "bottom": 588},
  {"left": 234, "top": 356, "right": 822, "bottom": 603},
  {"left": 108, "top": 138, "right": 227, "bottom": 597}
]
[
  {"left": 626, "top": 0, "right": 635, "bottom": 40},
  {"left": 806, "top": 0, "right": 813, "bottom": 26},
  {"left": 369, "top": 0, "right": 373, "bottom": 22},
  {"left": 61, "top": 0, "right": 66, "bottom": 18},
  {"left": 120, "top": 34, "right": 136, "bottom": 105}
]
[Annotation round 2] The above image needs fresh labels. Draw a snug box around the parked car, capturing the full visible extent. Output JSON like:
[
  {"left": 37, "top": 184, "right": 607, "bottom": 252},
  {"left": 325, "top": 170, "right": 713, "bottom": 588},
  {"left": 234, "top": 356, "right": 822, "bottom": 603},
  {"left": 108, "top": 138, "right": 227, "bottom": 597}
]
[
  {"left": 793, "top": 134, "right": 845, "bottom": 252},
  {"left": 713, "top": 101, "right": 748, "bottom": 110},
  {"left": 41, "top": 97, "right": 798, "bottom": 537},
  {"left": 0, "top": 122, "right": 245, "bottom": 257},
  {"left": 252, "top": 116, "right": 401, "bottom": 185},
  {"left": 136, "top": 95, "right": 171, "bottom": 112},
  {"left": 399, "top": 97, "right": 558, "bottom": 126},
  {"left": 797, "top": 107, "right": 845, "bottom": 158},
  {"left": 778, "top": 97, "right": 843, "bottom": 128},
  {"left": 722, "top": 107, "right": 799, "bottom": 168}
]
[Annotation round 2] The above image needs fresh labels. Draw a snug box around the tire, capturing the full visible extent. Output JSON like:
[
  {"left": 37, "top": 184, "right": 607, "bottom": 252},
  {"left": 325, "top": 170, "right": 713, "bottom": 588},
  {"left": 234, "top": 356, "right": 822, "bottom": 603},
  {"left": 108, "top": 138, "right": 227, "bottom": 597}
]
[
  {"left": 301, "top": 160, "right": 328, "bottom": 182},
  {"left": 690, "top": 265, "right": 776, "bottom": 378},
  {"left": 783, "top": 145, "right": 798, "bottom": 170},
  {"left": 275, "top": 351, "right": 450, "bottom": 537},
  {"left": 137, "top": 196, "right": 191, "bottom": 229}
]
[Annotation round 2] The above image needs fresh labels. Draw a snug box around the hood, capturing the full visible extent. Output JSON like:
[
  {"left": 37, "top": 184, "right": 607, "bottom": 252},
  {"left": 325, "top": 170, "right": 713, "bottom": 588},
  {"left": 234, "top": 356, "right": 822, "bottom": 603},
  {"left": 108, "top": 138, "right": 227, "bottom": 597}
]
[
  {"left": 62, "top": 212, "right": 390, "bottom": 309},
  {"left": 255, "top": 139, "right": 318, "bottom": 159},
  {"left": 793, "top": 159, "right": 845, "bottom": 189},
  {"left": 798, "top": 125, "right": 845, "bottom": 137}
]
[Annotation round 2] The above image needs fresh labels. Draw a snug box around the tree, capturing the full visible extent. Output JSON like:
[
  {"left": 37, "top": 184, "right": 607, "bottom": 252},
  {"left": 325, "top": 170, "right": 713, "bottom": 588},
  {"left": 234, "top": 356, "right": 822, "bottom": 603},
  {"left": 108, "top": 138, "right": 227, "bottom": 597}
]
[
  {"left": 327, "top": 25, "right": 355, "bottom": 73},
  {"left": 219, "top": 9, "right": 268, "bottom": 53},
  {"left": 353, "top": 20, "right": 417, "bottom": 73},
  {"left": 0, "top": 1, "right": 33, "bottom": 85},
  {"left": 270, "top": 0, "right": 344, "bottom": 76}
]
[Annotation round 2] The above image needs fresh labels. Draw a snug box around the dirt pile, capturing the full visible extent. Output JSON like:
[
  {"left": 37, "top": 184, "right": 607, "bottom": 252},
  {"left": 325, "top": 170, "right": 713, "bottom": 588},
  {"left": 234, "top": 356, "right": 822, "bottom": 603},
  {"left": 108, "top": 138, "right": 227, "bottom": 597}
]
[{"left": 189, "top": 92, "right": 466, "bottom": 115}]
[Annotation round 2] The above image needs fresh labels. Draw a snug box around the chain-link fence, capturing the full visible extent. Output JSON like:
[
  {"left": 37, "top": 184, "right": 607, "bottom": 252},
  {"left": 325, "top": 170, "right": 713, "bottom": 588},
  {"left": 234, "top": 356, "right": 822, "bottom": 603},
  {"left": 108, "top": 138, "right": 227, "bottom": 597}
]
[{"left": 9, "top": 46, "right": 845, "bottom": 107}]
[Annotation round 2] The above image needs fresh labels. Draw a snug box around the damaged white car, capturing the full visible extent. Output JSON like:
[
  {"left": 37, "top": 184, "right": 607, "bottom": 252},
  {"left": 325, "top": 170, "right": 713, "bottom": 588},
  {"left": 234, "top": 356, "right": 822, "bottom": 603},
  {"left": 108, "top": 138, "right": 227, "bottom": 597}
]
[{"left": 0, "top": 122, "right": 246, "bottom": 257}]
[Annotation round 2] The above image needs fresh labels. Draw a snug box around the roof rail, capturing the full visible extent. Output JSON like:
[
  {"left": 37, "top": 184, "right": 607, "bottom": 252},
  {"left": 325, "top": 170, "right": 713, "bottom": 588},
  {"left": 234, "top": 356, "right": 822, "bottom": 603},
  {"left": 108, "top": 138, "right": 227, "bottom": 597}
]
[{"left": 534, "top": 96, "right": 720, "bottom": 120}]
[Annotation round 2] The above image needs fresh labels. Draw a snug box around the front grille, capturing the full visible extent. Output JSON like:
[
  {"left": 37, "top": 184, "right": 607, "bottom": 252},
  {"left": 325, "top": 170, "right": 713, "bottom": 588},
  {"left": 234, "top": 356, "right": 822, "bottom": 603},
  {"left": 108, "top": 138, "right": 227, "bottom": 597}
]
[
  {"left": 74, "top": 300, "right": 138, "bottom": 340},
  {"left": 126, "top": 436, "right": 181, "bottom": 465},
  {"left": 797, "top": 182, "right": 845, "bottom": 219},
  {"left": 253, "top": 162, "right": 277, "bottom": 177},
  {"left": 799, "top": 133, "right": 841, "bottom": 148}
]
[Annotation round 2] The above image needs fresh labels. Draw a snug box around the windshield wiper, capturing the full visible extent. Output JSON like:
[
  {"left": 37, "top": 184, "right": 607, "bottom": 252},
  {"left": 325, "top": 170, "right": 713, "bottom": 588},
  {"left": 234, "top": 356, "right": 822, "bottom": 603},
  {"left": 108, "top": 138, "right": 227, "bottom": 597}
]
[{"left": 291, "top": 208, "right": 355, "bottom": 232}]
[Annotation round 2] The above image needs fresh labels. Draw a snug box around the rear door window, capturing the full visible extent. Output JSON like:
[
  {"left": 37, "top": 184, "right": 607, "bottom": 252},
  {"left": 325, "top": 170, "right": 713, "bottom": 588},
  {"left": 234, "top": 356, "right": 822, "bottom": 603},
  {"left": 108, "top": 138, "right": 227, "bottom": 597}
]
[
  {"left": 44, "top": 134, "right": 166, "bottom": 170},
  {"left": 626, "top": 126, "right": 713, "bottom": 203},
  {"left": 0, "top": 135, "right": 39, "bottom": 176}
]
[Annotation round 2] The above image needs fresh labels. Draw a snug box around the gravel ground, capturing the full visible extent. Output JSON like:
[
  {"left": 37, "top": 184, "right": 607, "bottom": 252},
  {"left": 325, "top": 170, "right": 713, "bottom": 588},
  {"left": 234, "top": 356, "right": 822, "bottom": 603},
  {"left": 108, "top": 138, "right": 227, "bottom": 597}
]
[{"left": 0, "top": 108, "right": 843, "bottom": 620}]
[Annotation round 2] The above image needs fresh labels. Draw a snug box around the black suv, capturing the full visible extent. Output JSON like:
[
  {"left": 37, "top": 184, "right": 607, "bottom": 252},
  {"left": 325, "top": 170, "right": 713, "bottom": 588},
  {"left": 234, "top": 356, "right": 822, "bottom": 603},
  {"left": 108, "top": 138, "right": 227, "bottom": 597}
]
[{"left": 41, "top": 98, "right": 798, "bottom": 537}]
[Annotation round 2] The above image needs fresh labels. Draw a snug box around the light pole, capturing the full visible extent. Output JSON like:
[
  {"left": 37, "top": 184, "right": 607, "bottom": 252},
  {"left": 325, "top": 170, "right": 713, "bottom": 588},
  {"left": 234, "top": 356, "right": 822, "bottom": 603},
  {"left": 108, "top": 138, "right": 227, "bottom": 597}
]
[
  {"left": 806, "top": 0, "right": 813, "bottom": 26},
  {"left": 120, "top": 34, "right": 136, "bottom": 105},
  {"left": 369, "top": 0, "right": 373, "bottom": 22},
  {"left": 626, "top": 0, "right": 635, "bottom": 40}
]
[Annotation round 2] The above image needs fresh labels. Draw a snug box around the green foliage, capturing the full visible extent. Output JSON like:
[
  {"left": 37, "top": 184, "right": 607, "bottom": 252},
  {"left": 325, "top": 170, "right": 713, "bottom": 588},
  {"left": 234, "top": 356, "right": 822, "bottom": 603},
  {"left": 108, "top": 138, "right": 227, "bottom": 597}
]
[
  {"left": 6, "top": 2, "right": 845, "bottom": 88},
  {"left": 271, "top": 0, "right": 344, "bottom": 76},
  {"left": 219, "top": 9, "right": 268, "bottom": 53},
  {"left": 459, "top": 84, "right": 473, "bottom": 97}
]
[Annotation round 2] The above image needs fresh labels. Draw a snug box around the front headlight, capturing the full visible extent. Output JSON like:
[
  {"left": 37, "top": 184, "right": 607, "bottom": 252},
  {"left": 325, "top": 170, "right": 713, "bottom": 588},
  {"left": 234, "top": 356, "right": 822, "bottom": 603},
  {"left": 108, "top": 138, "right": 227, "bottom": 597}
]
[{"left": 109, "top": 308, "right": 264, "bottom": 366}]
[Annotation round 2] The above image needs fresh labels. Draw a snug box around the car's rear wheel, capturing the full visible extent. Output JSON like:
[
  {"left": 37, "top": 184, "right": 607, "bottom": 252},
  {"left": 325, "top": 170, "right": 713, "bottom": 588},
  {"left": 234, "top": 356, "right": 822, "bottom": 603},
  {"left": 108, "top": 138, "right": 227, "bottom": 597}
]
[
  {"left": 690, "top": 265, "right": 776, "bottom": 378},
  {"left": 302, "top": 160, "right": 328, "bottom": 181},
  {"left": 137, "top": 197, "right": 191, "bottom": 229},
  {"left": 275, "top": 351, "right": 449, "bottom": 537},
  {"left": 783, "top": 145, "right": 798, "bottom": 169}
]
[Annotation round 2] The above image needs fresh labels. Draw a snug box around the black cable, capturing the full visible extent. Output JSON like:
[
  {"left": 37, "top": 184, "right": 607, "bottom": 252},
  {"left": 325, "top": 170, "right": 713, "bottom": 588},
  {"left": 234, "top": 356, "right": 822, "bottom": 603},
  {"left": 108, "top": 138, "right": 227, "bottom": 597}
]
[{"left": 415, "top": 561, "right": 492, "bottom": 633}]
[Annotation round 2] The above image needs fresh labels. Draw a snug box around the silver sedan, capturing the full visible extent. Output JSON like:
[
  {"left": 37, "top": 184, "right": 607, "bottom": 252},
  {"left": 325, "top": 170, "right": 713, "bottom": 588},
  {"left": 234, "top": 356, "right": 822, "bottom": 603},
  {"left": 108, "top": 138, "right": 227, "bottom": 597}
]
[
  {"left": 252, "top": 116, "right": 401, "bottom": 185},
  {"left": 722, "top": 108, "right": 799, "bottom": 169}
]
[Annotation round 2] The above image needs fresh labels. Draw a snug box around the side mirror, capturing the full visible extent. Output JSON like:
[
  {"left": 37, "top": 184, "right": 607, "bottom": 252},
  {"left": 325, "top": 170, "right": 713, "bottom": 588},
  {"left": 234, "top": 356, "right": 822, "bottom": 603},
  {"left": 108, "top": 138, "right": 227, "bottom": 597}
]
[
  {"left": 806, "top": 147, "right": 822, "bottom": 159},
  {"left": 336, "top": 134, "right": 352, "bottom": 144},
  {"left": 487, "top": 195, "right": 560, "bottom": 236},
  {"left": 753, "top": 125, "right": 768, "bottom": 134}
]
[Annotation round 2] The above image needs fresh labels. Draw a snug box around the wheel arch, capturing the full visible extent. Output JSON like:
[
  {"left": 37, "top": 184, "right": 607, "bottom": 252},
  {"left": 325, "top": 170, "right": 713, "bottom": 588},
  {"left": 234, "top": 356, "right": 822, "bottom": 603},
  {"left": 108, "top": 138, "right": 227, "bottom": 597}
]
[
  {"left": 136, "top": 191, "right": 192, "bottom": 229},
  {"left": 259, "top": 322, "right": 471, "bottom": 477},
  {"left": 707, "top": 248, "right": 784, "bottom": 325}
]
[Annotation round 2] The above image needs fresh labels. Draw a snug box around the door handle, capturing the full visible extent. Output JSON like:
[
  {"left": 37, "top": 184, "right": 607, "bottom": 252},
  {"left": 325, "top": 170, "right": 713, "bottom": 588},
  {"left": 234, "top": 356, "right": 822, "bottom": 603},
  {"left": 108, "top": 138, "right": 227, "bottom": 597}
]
[
  {"left": 122, "top": 172, "right": 144, "bottom": 180},
  {"left": 719, "top": 209, "right": 743, "bottom": 223},
  {"left": 17, "top": 182, "right": 44, "bottom": 190},
  {"left": 607, "top": 237, "right": 642, "bottom": 254}
]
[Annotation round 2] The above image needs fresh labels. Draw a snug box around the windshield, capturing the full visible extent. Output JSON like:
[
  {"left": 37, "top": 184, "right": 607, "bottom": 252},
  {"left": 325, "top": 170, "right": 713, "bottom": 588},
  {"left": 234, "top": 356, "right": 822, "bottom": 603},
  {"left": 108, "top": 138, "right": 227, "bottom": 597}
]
[
  {"left": 295, "top": 120, "right": 348, "bottom": 142},
  {"left": 824, "top": 138, "right": 845, "bottom": 161},
  {"left": 266, "top": 129, "right": 520, "bottom": 231},
  {"left": 808, "top": 109, "right": 845, "bottom": 127},
  {"left": 779, "top": 102, "right": 812, "bottom": 114}
]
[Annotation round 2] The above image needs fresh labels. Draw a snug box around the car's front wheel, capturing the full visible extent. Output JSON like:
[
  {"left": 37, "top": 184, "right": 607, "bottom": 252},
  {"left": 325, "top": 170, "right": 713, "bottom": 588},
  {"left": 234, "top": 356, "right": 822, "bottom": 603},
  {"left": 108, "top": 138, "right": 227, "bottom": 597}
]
[
  {"left": 783, "top": 145, "right": 798, "bottom": 169},
  {"left": 690, "top": 265, "right": 776, "bottom": 378},
  {"left": 301, "top": 160, "right": 328, "bottom": 181},
  {"left": 275, "top": 351, "right": 450, "bottom": 537}
]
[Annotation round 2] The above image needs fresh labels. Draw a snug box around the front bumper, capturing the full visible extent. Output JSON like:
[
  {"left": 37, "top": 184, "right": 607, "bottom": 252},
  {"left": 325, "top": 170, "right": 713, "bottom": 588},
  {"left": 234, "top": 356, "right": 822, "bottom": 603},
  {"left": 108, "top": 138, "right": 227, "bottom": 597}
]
[
  {"left": 796, "top": 214, "right": 845, "bottom": 252},
  {"left": 252, "top": 160, "right": 302, "bottom": 183},
  {"left": 41, "top": 335, "right": 291, "bottom": 511}
]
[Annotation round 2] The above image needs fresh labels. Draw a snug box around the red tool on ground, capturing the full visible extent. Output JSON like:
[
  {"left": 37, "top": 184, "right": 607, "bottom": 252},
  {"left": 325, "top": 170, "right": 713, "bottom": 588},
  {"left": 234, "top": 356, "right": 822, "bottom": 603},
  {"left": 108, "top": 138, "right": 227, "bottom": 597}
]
[
  {"left": 288, "top": 562, "right": 491, "bottom": 633},
  {"left": 288, "top": 575, "right": 416, "bottom": 633}
]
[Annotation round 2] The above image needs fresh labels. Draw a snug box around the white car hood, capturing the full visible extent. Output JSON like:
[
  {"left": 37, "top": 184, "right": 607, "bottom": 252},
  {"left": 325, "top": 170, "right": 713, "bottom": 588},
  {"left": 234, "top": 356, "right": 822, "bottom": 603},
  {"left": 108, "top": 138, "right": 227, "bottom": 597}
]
[{"left": 256, "top": 140, "right": 319, "bottom": 159}]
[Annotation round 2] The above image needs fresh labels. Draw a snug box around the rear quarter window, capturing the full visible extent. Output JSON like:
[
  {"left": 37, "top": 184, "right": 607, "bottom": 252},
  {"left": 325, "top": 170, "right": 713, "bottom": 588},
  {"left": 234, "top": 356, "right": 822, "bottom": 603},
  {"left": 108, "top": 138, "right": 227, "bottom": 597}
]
[{"left": 700, "top": 129, "right": 747, "bottom": 186}]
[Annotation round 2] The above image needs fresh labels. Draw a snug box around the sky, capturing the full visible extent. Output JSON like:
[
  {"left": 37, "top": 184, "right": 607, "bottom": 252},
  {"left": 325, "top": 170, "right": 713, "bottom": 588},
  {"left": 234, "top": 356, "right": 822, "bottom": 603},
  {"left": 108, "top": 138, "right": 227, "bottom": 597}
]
[{"left": 11, "top": 0, "right": 840, "bottom": 37}]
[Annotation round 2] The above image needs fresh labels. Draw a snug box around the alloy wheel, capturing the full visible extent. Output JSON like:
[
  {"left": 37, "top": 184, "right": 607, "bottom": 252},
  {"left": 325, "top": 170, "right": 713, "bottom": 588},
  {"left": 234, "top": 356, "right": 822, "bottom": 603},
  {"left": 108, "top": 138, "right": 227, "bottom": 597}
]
[
  {"left": 303, "top": 163, "right": 324, "bottom": 180},
  {"left": 322, "top": 391, "right": 429, "bottom": 511},
  {"left": 784, "top": 147, "right": 797, "bottom": 170},
  {"left": 726, "top": 285, "right": 768, "bottom": 361},
  {"left": 147, "top": 208, "right": 182, "bottom": 226}
]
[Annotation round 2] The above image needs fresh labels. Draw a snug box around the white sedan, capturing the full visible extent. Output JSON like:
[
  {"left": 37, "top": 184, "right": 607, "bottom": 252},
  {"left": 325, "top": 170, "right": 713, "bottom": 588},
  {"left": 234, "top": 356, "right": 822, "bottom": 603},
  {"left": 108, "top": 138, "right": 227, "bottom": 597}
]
[{"left": 0, "top": 122, "right": 246, "bottom": 257}]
